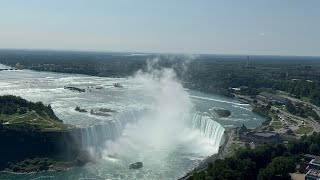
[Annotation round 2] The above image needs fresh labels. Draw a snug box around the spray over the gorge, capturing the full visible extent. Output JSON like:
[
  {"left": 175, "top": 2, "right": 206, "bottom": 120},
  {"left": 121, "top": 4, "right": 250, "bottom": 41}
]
[{"left": 102, "top": 59, "right": 223, "bottom": 158}]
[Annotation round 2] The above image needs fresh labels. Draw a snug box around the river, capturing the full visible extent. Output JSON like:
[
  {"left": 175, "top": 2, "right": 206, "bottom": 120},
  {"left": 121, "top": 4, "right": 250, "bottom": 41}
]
[{"left": 0, "top": 66, "right": 264, "bottom": 180}]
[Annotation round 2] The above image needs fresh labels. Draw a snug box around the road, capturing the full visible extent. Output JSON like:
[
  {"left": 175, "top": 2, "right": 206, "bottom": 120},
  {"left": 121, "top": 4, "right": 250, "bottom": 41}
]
[
  {"left": 271, "top": 106, "right": 320, "bottom": 135},
  {"left": 278, "top": 95, "right": 320, "bottom": 117}
]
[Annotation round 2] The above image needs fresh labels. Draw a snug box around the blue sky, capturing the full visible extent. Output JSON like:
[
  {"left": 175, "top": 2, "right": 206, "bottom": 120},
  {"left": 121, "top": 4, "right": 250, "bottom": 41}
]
[{"left": 0, "top": 0, "right": 319, "bottom": 56}]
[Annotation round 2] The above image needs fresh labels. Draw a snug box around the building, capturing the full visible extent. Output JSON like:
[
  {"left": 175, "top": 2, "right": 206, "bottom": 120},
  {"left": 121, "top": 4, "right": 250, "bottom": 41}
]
[
  {"left": 237, "top": 124, "right": 248, "bottom": 135},
  {"left": 299, "top": 154, "right": 320, "bottom": 180},
  {"left": 306, "top": 169, "right": 320, "bottom": 180},
  {"left": 238, "top": 130, "right": 282, "bottom": 144},
  {"left": 306, "top": 157, "right": 320, "bottom": 180},
  {"left": 231, "top": 86, "right": 248, "bottom": 91},
  {"left": 256, "top": 92, "right": 291, "bottom": 105},
  {"left": 298, "top": 154, "right": 317, "bottom": 173}
]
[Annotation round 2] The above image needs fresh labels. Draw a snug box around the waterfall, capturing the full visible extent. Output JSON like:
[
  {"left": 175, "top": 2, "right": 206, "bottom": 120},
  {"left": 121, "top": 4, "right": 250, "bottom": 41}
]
[
  {"left": 80, "top": 109, "right": 147, "bottom": 150},
  {"left": 80, "top": 109, "right": 224, "bottom": 151},
  {"left": 80, "top": 122, "right": 120, "bottom": 150},
  {"left": 189, "top": 114, "right": 225, "bottom": 148}
]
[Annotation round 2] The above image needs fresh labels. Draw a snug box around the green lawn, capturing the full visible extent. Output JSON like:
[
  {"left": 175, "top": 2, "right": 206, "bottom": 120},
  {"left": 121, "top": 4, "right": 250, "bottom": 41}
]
[
  {"left": 271, "top": 121, "right": 282, "bottom": 126},
  {"left": 1, "top": 111, "right": 69, "bottom": 130},
  {"left": 9, "top": 112, "right": 37, "bottom": 123},
  {"left": 272, "top": 115, "right": 280, "bottom": 121},
  {"left": 0, "top": 113, "right": 20, "bottom": 121},
  {"left": 227, "top": 143, "right": 241, "bottom": 157},
  {"left": 294, "top": 127, "right": 313, "bottom": 134},
  {"left": 301, "top": 96, "right": 311, "bottom": 103},
  {"left": 286, "top": 118, "right": 298, "bottom": 125},
  {"left": 276, "top": 91, "right": 290, "bottom": 96}
]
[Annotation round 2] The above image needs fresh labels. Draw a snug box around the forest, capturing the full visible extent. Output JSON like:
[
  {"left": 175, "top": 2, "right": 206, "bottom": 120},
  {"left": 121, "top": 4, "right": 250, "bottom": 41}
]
[
  {"left": 1, "top": 50, "right": 320, "bottom": 106},
  {"left": 192, "top": 132, "right": 320, "bottom": 180},
  {"left": 252, "top": 104, "right": 272, "bottom": 125},
  {"left": 287, "top": 102, "right": 320, "bottom": 121},
  {"left": 0, "top": 95, "right": 61, "bottom": 122}
]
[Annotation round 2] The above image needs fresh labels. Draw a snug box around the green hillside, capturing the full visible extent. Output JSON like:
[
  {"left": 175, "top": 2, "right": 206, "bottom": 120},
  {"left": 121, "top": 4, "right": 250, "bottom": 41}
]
[{"left": 0, "top": 95, "right": 70, "bottom": 131}]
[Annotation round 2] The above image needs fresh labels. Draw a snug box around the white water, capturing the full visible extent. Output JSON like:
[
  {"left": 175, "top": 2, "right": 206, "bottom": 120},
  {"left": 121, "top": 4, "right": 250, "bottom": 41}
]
[
  {"left": 190, "top": 114, "right": 225, "bottom": 148},
  {"left": 0, "top": 62, "right": 264, "bottom": 179},
  {"left": 80, "top": 61, "right": 225, "bottom": 162},
  {"left": 80, "top": 109, "right": 146, "bottom": 150},
  {"left": 80, "top": 109, "right": 225, "bottom": 155}
]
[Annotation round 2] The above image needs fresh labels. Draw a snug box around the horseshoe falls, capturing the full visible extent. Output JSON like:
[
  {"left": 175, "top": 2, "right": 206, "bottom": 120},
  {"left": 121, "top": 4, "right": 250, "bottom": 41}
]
[{"left": 80, "top": 110, "right": 225, "bottom": 153}]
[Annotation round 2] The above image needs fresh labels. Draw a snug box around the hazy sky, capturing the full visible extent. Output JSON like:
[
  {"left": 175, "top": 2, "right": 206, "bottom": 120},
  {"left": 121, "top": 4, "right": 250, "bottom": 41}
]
[{"left": 1, "top": 0, "right": 319, "bottom": 56}]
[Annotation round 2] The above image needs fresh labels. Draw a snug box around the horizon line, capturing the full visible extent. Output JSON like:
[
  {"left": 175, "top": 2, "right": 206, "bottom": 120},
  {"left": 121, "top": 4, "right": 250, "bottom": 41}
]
[{"left": 0, "top": 47, "right": 320, "bottom": 58}]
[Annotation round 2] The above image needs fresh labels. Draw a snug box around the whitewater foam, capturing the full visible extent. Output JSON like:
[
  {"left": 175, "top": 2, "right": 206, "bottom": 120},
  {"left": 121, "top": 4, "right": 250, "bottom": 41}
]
[{"left": 190, "top": 95, "right": 250, "bottom": 106}]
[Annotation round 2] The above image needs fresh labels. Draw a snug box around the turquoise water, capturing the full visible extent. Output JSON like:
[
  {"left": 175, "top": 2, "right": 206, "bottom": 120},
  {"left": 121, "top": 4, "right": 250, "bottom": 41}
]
[{"left": 0, "top": 68, "right": 264, "bottom": 180}]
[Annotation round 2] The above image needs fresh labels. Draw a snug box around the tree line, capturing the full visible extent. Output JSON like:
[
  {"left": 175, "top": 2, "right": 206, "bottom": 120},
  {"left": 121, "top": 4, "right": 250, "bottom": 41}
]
[
  {"left": 1, "top": 50, "right": 320, "bottom": 105},
  {"left": 287, "top": 102, "right": 320, "bottom": 121},
  {"left": 0, "top": 95, "right": 61, "bottom": 122}
]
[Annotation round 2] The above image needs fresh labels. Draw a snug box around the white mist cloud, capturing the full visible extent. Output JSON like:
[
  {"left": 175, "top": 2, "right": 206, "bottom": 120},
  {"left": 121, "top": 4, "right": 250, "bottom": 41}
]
[{"left": 102, "top": 58, "right": 219, "bottom": 164}]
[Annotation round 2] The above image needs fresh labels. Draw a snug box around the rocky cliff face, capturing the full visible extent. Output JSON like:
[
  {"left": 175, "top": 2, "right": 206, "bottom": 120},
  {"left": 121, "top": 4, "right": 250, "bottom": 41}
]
[{"left": 0, "top": 128, "right": 83, "bottom": 170}]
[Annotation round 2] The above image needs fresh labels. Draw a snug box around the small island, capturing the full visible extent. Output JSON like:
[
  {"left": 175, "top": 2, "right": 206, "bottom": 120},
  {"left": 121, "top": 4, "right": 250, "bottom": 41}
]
[
  {"left": 113, "top": 83, "right": 123, "bottom": 88},
  {"left": 214, "top": 108, "right": 231, "bottom": 118},
  {"left": 75, "top": 107, "right": 116, "bottom": 116},
  {"left": 90, "top": 110, "right": 111, "bottom": 117},
  {"left": 75, "top": 106, "right": 87, "bottom": 113},
  {"left": 64, "top": 86, "right": 85, "bottom": 93},
  {"left": 98, "top": 108, "right": 117, "bottom": 113},
  {"left": 90, "top": 108, "right": 116, "bottom": 117}
]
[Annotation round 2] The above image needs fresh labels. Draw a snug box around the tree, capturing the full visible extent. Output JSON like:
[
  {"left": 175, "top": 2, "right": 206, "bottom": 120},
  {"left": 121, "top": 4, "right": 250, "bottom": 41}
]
[
  {"left": 207, "top": 158, "right": 256, "bottom": 180},
  {"left": 286, "top": 129, "right": 293, "bottom": 135},
  {"left": 287, "top": 140, "right": 308, "bottom": 154},
  {"left": 310, "top": 143, "right": 320, "bottom": 155},
  {"left": 257, "top": 156, "right": 295, "bottom": 180},
  {"left": 19, "top": 107, "right": 27, "bottom": 114},
  {"left": 2, "top": 105, "right": 17, "bottom": 115},
  {"left": 266, "top": 104, "right": 271, "bottom": 110},
  {"left": 75, "top": 106, "right": 80, "bottom": 111}
]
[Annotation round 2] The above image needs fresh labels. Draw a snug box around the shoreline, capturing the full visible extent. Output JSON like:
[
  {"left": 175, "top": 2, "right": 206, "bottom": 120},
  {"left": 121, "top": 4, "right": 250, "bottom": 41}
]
[{"left": 1, "top": 166, "right": 74, "bottom": 175}]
